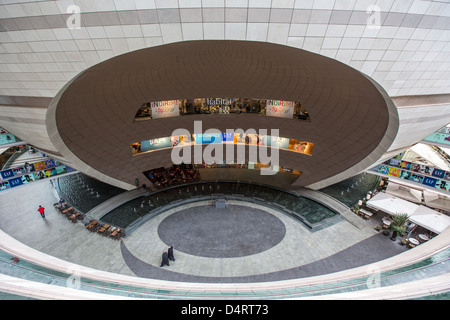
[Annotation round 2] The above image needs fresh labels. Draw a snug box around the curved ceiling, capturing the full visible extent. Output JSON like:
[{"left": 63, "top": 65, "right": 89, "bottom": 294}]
[{"left": 47, "top": 40, "right": 395, "bottom": 189}]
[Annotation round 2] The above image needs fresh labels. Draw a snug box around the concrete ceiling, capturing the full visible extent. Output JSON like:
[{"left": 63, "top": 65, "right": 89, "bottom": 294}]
[{"left": 48, "top": 40, "right": 394, "bottom": 188}]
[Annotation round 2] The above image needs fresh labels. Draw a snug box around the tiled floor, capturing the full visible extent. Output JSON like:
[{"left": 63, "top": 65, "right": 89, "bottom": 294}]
[{"left": 0, "top": 180, "right": 406, "bottom": 283}]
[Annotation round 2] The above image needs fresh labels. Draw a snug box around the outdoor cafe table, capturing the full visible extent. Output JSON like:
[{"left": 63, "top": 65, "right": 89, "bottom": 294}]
[{"left": 408, "top": 238, "right": 420, "bottom": 247}]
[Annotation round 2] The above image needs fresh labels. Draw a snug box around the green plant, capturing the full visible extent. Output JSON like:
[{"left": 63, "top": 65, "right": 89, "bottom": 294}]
[
  {"left": 390, "top": 213, "right": 410, "bottom": 235},
  {"left": 390, "top": 213, "right": 410, "bottom": 241}
]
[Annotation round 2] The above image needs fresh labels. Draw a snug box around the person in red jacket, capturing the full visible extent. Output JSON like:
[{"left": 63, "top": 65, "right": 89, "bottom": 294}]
[{"left": 38, "top": 205, "right": 45, "bottom": 219}]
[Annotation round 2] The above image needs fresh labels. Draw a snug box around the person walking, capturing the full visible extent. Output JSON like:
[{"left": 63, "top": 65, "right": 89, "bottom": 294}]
[
  {"left": 160, "top": 250, "right": 170, "bottom": 267},
  {"left": 38, "top": 205, "right": 45, "bottom": 219},
  {"left": 168, "top": 245, "right": 175, "bottom": 262}
]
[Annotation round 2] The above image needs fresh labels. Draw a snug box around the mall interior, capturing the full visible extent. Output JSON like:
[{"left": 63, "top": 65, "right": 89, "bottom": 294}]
[{"left": 0, "top": 0, "right": 450, "bottom": 301}]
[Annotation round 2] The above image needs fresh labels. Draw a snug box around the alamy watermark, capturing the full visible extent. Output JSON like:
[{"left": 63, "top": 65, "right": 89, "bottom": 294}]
[
  {"left": 66, "top": 5, "right": 81, "bottom": 30},
  {"left": 170, "top": 121, "right": 280, "bottom": 176},
  {"left": 64, "top": 4, "right": 382, "bottom": 31},
  {"left": 367, "top": 5, "right": 381, "bottom": 30}
]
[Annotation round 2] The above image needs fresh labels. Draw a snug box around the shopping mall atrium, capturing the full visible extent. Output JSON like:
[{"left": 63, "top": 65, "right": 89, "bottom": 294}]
[{"left": 0, "top": 0, "right": 450, "bottom": 301}]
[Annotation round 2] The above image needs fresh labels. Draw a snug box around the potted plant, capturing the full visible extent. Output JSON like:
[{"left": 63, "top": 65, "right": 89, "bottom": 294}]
[{"left": 390, "top": 213, "right": 410, "bottom": 242}]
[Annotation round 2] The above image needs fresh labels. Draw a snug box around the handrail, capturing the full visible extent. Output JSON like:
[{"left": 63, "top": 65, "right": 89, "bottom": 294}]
[{"left": 1, "top": 145, "right": 28, "bottom": 170}]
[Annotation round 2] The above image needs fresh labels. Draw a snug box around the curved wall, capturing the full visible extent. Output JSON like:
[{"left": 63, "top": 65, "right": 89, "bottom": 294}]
[{"left": 47, "top": 40, "right": 393, "bottom": 189}]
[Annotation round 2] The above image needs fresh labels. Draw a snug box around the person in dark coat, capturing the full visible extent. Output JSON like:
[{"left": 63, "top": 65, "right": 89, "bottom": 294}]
[
  {"left": 168, "top": 245, "right": 175, "bottom": 262},
  {"left": 160, "top": 250, "right": 170, "bottom": 267}
]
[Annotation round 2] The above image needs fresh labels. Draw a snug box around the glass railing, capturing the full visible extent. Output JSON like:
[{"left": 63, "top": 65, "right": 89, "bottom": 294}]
[{"left": 1, "top": 239, "right": 449, "bottom": 299}]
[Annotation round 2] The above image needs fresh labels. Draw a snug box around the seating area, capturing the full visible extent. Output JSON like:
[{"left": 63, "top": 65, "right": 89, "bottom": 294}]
[
  {"left": 54, "top": 200, "right": 84, "bottom": 223},
  {"left": 54, "top": 199, "right": 125, "bottom": 240},
  {"left": 355, "top": 196, "right": 436, "bottom": 250},
  {"left": 143, "top": 163, "right": 200, "bottom": 189},
  {"left": 84, "top": 219, "right": 125, "bottom": 240}
]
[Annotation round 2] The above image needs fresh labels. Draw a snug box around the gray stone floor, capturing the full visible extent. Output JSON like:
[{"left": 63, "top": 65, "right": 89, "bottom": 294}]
[
  {"left": 0, "top": 180, "right": 406, "bottom": 283},
  {"left": 157, "top": 204, "right": 286, "bottom": 258}
]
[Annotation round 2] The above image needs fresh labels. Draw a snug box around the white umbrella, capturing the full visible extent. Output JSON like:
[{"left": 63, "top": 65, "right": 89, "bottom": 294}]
[
  {"left": 366, "top": 192, "right": 418, "bottom": 216},
  {"left": 409, "top": 205, "right": 450, "bottom": 234}
]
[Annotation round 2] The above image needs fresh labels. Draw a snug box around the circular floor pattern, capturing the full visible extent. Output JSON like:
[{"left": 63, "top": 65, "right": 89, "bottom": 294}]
[{"left": 157, "top": 204, "right": 286, "bottom": 258}]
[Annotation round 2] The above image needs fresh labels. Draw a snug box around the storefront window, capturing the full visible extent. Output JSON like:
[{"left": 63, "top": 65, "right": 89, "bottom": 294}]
[
  {"left": 134, "top": 98, "right": 310, "bottom": 121},
  {"left": 131, "top": 132, "right": 314, "bottom": 156}
]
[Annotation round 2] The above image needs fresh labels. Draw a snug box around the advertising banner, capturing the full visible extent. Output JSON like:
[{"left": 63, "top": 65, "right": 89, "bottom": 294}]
[
  {"left": 377, "top": 165, "right": 389, "bottom": 175},
  {"left": 150, "top": 100, "right": 180, "bottom": 119},
  {"left": 419, "top": 165, "right": 434, "bottom": 175},
  {"left": 0, "top": 181, "right": 10, "bottom": 190},
  {"left": 409, "top": 173, "right": 424, "bottom": 183},
  {"left": 399, "top": 161, "right": 411, "bottom": 170},
  {"left": 141, "top": 137, "right": 173, "bottom": 152},
  {"left": 0, "top": 169, "right": 14, "bottom": 180},
  {"left": 432, "top": 168, "right": 446, "bottom": 179},
  {"left": 435, "top": 179, "right": 450, "bottom": 191},
  {"left": 34, "top": 161, "right": 46, "bottom": 171},
  {"left": 195, "top": 133, "right": 222, "bottom": 144},
  {"left": 263, "top": 136, "right": 289, "bottom": 149},
  {"left": 389, "top": 158, "right": 401, "bottom": 166},
  {"left": 21, "top": 173, "right": 35, "bottom": 184},
  {"left": 422, "top": 176, "right": 438, "bottom": 188},
  {"left": 12, "top": 167, "right": 26, "bottom": 176},
  {"left": 222, "top": 132, "right": 234, "bottom": 142},
  {"left": 8, "top": 177, "right": 23, "bottom": 188},
  {"left": 445, "top": 171, "right": 450, "bottom": 181},
  {"left": 266, "top": 100, "right": 294, "bottom": 119},
  {"left": 388, "top": 167, "right": 401, "bottom": 177},
  {"left": 399, "top": 170, "right": 411, "bottom": 179}
]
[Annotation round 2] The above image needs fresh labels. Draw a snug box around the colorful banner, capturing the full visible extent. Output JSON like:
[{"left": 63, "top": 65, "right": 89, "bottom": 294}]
[
  {"left": 150, "top": 100, "right": 180, "bottom": 119},
  {"left": 386, "top": 158, "right": 450, "bottom": 183},
  {"left": 0, "top": 181, "right": 10, "bottom": 190},
  {"left": 435, "top": 179, "right": 450, "bottom": 192},
  {"left": 265, "top": 100, "right": 294, "bottom": 119},
  {"left": 222, "top": 132, "right": 234, "bottom": 142},
  {"left": 388, "top": 167, "right": 401, "bottom": 177},
  {"left": 134, "top": 134, "right": 314, "bottom": 156},
  {"left": 399, "top": 160, "right": 411, "bottom": 170},
  {"left": 377, "top": 165, "right": 389, "bottom": 175},
  {"left": 399, "top": 170, "right": 411, "bottom": 180},
  {"left": 12, "top": 167, "right": 26, "bottom": 176},
  {"left": 195, "top": 133, "right": 222, "bottom": 144},
  {"left": 21, "top": 173, "right": 35, "bottom": 184},
  {"left": 264, "top": 136, "right": 290, "bottom": 149},
  {"left": 34, "top": 161, "right": 46, "bottom": 171},
  {"left": 432, "top": 168, "right": 446, "bottom": 179},
  {"left": 8, "top": 177, "right": 23, "bottom": 188},
  {"left": 423, "top": 176, "right": 438, "bottom": 188},
  {"left": 0, "top": 169, "right": 14, "bottom": 180},
  {"left": 0, "top": 164, "right": 74, "bottom": 193},
  {"left": 409, "top": 173, "right": 424, "bottom": 184},
  {"left": 141, "top": 137, "right": 173, "bottom": 152}
]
